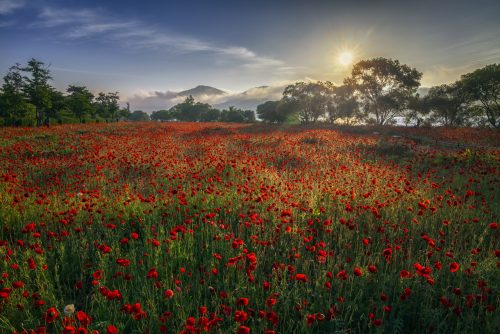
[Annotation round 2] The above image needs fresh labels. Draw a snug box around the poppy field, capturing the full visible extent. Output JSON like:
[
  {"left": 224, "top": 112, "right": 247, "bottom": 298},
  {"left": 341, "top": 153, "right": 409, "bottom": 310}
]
[{"left": 0, "top": 122, "right": 498, "bottom": 333}]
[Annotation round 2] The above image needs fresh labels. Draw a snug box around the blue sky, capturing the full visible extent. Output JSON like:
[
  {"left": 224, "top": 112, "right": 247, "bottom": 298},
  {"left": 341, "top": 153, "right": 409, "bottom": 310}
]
[{"left": 1, "top": 0, "right": 499, "bottom": 110}]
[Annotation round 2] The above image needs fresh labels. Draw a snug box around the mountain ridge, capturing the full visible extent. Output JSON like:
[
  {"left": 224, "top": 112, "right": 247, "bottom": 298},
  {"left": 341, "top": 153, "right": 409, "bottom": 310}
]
[{"left": 177, "top": 85, "right": 227, "bottom": 97}]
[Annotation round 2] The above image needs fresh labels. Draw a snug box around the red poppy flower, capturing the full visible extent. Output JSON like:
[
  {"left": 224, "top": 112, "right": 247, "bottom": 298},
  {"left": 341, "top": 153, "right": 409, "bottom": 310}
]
[
  {"left": 106, "top": 325, "right": 119, "bottom": 334},
  {"left": 116, "top": 258, "right": 130, "bottom": 267},
  {"left": 12, "top": 281, "right": 24, "bottom": 289},
  {"left": 45, "top": 307, "right": 59, "bottom": 323},
  {"left": 237, "top": 297, "right": 249, "bottom": 306},
  {"left": 62, "top": 326, "right": 76, "bottom": 334},
  {"left": 234, "top": 310, "right": 248, "bottom": 323},
  {"left": 400, "top": 270, "right": 411, "bottom": 278},
  {"left": 76, "top": 310, "right": 91, "bottom": 326},
  {"left": 237, "top": 325, "right": 251, "bottom": 334},
  {"left": 164, "top": 289, "right": 174, "bottom": 299},
  {"left": 0, "top": 288, "right": 12, "bottom": 299},
  {"left": 294, "top": 273, "right": 308, "bottom": 282}
]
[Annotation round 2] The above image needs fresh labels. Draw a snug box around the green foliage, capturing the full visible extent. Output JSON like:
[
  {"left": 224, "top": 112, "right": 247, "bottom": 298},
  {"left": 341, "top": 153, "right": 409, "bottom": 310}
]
[
  {"left": 129, "top": 110, "right": 150, "bottom": 121},
  {"left": 0, "top": 59, "right": 127, "bottom": 126},
  {"left": 328, "top": 84, "right": 361, "bottom": 125},
  {"left": 67, "top": 85, "right": 95, "bottom": 123},
  {"left": 459, "top": 63, "right": 499, "bottom": 128},
  {"left": 101, "top": 92, "right": 121, "bottom": 121},
  {"left": 345, "top": 57, "right": 422, "bottom": 125},
  {"left": 424, "top": 83, "right": 472, "bottom": 126},
  {"left": 199, "top": 107, "right": 221, "bottom": 122},
  {"left": 256, "top": 100, "right": 296, "bottom": 123},
  {"left": 21, "top": 58, "right": 53, "bottom": 126},
  {"left": 170, "top": 95, "right": 221, "bottom": 122},
  {"left": 220, "top": 106, "right": 251, "bottom": 123},
  {"left": 150, "top": 109, "right": 176, "bottom": 121},
  {"left": 0, "top": 64, "right": 37, "bottom": 126},
  {"left": 166, "top": 96, "right": 254, "bottom": 123},
  {"left": 283, "top": 81, "right": 334, "bottom": 124}
]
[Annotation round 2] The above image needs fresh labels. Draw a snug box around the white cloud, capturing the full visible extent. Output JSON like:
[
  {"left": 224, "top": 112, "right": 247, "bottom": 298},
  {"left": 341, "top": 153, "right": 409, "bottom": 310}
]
[
  {"left": 35, "top": 8, "right": 97, "bottom": 28},
  {"left": 33, "top": 6, "right": 285, "bottom": 69},
  {"left": 0, "top": 0, "right": 24, "bottom": 14}
]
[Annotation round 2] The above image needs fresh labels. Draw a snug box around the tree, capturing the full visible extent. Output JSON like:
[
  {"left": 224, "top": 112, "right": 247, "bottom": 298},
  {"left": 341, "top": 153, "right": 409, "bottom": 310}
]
[
  {"left": 67, "top": 85, "right": 95, "bottom": 123},
  {"left": 199, "top": 107, "right": 220, "bottom": 122},
  {"left": 220, "top": 106, "right": 245, "bottom": 123},
  {"left": 242, "top": 110, "right": 255, "bottom": 123},
  {"left": 119, "top": 103, "right": 131, "bottom": 120},
  {"left": 326, "top": 85, "right": 360, "bottom": 125},
  {"left": 403, "top": 94, "right": 428, "bottom": 127},
  {"left": 282, "top": 81, "right": 333, "bottom": 124},
  {"left": 95, "top": 92, "right": 120, "bottom": 121},
  {"left": 0, "top": 64, "right": 34, "bottom": 126},
  {"left": 345, "top": 57, "right": 422, "bottom": 125},
  {"left": 424, "top": 83, "right": 472, "bottom": 126},
  {"left": 95, "top": 92, "right": 108, "bottom": 119},
  {"left": 21, "top": 58, "right": 53, "bottom": 126},
  {"left": 48, "top": 88, "right": 69, "bottom": 124},
  {"left": 190, "top": 102, "right": 214, "bottom": 122},
  {"left": 170, "top": 96, "right": 219, "bottom": 122},
  {"left": 460, "top": 64, "right": 499, "bottom": 128},
  {"left": 129, "top": 110, "right": 150, "bottom": 121},
  {"left": 151, "top": 109, "right": 177, "bottom": 121},
  {"left": 256, "top": 100, "right": 281, "bottom": 123},
  {"left": 106, "top": 92, "right": 121, "bottom": 121},
  {"left": 171, "top": 95, "right": 198, "bottom": 121}
]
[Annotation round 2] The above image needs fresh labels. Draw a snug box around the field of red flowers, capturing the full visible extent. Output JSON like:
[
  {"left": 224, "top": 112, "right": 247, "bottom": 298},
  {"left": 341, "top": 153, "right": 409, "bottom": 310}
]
[{"left": 0, "top": 122, "right": 498, "bottom": 333}]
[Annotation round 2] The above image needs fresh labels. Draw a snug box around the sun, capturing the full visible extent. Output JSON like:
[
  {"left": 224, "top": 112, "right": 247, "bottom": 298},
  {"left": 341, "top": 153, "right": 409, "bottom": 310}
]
[{"left": 338, "top": 51, "right": 353, "bottom": 66}]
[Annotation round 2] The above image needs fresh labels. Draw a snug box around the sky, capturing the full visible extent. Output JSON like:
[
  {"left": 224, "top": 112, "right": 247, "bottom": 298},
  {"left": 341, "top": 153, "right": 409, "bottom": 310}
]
[{"left": 1, "top": 0, "right": 499, "bottom": 110}]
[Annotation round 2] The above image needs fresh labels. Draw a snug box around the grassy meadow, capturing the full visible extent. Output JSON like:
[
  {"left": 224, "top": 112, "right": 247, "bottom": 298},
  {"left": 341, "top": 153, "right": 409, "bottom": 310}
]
[{"left": 0, "top": 122, "right": 498, "bottom": 333}]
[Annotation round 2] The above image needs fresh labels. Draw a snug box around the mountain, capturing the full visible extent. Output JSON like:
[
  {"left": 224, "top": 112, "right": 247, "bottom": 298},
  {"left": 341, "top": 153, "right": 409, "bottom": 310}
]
[
  {"left": 177, "top": 85, "right": 227, "bottom": 97},
  {"left": 129, "top": 84, "right": 284, "bottom": 112}
]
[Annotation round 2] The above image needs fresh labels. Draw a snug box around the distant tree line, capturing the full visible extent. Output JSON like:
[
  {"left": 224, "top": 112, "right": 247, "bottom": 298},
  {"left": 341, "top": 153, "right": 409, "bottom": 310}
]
[
  {"left": 1, "top": 58, "right": 498, "bottom": 127},
  {"left": 0, "top": 58, "right": 132, "bottom": 126},
  {"left": 257, "top": 59, "right": 499, "bottom": 128},
  {"left": 151, "top": 95, "right": 255, "bottom": 123}
]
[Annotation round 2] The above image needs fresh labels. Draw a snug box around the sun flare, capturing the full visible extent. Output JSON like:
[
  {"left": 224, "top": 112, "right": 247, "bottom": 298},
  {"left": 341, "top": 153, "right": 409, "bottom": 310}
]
[{"left": 338, "top": 51, "right": 353, "bottom": 66}]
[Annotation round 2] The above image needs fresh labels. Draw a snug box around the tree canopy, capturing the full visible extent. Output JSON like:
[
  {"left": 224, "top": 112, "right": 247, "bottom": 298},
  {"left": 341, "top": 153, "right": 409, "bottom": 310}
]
[
  {"left": 344, "top": 58, "right": 422, "bottom": 125},
  {"left": 460, "top": 64, "right": 499, "bottom": 128}
]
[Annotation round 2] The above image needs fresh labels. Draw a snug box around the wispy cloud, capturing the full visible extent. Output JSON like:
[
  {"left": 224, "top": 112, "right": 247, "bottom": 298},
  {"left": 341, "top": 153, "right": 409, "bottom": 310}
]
[
  {"left": 421, "top": 30, "right": 500, "bottom": 86},
  {"left": 33, "top": 6, "right": 285, "bottom": 69},
  {"left": 0, "top": 0, "right": 24, "bottom": 15}
]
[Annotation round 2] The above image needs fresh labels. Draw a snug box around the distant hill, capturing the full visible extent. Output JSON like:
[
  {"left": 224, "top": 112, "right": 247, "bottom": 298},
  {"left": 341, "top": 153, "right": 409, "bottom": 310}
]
[
  {"left": 177, "top": 85, "right": 227, "bottom": 97},
  {"left": 129, "top": 84, "right": 284, "bottom": 112}
]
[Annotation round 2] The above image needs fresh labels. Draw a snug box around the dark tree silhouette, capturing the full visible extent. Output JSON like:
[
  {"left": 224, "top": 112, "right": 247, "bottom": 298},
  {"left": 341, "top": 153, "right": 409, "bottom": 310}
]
[{"left": 345, "top": 58, "right": 422, "bottom": 125}]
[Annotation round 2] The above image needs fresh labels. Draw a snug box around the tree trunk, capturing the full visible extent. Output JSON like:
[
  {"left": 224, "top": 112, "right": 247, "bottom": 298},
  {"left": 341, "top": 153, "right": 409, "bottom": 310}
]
[{"left": 36, "top": 106, "right": 42, "bottom": 127}]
